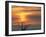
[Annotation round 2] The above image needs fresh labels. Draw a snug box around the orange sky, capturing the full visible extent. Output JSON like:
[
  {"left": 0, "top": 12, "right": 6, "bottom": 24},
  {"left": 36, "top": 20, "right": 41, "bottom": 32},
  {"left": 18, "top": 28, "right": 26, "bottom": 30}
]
[{"left": 12, "top": 6, "right": 41, "bottom": 26}]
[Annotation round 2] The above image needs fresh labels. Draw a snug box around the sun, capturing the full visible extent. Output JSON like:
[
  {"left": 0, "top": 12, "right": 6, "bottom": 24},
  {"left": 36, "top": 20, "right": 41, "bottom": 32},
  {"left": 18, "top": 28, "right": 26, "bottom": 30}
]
[{"left": 15, "top": 12, "right": 32, "bottom": 22}]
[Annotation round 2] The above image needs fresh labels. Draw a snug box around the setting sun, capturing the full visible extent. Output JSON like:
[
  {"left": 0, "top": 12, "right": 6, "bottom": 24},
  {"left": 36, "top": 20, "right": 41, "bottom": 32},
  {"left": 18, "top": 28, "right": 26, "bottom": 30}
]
[{"left": 15, "top": 12, "right": 32, "bottom": 22}]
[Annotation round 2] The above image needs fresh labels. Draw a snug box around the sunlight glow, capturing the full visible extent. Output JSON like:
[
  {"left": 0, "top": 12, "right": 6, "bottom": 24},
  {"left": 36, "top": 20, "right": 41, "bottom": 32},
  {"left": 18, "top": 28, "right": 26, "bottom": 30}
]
[{"left": 15, "top": 12, "right": 32, "bottom": 22}]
